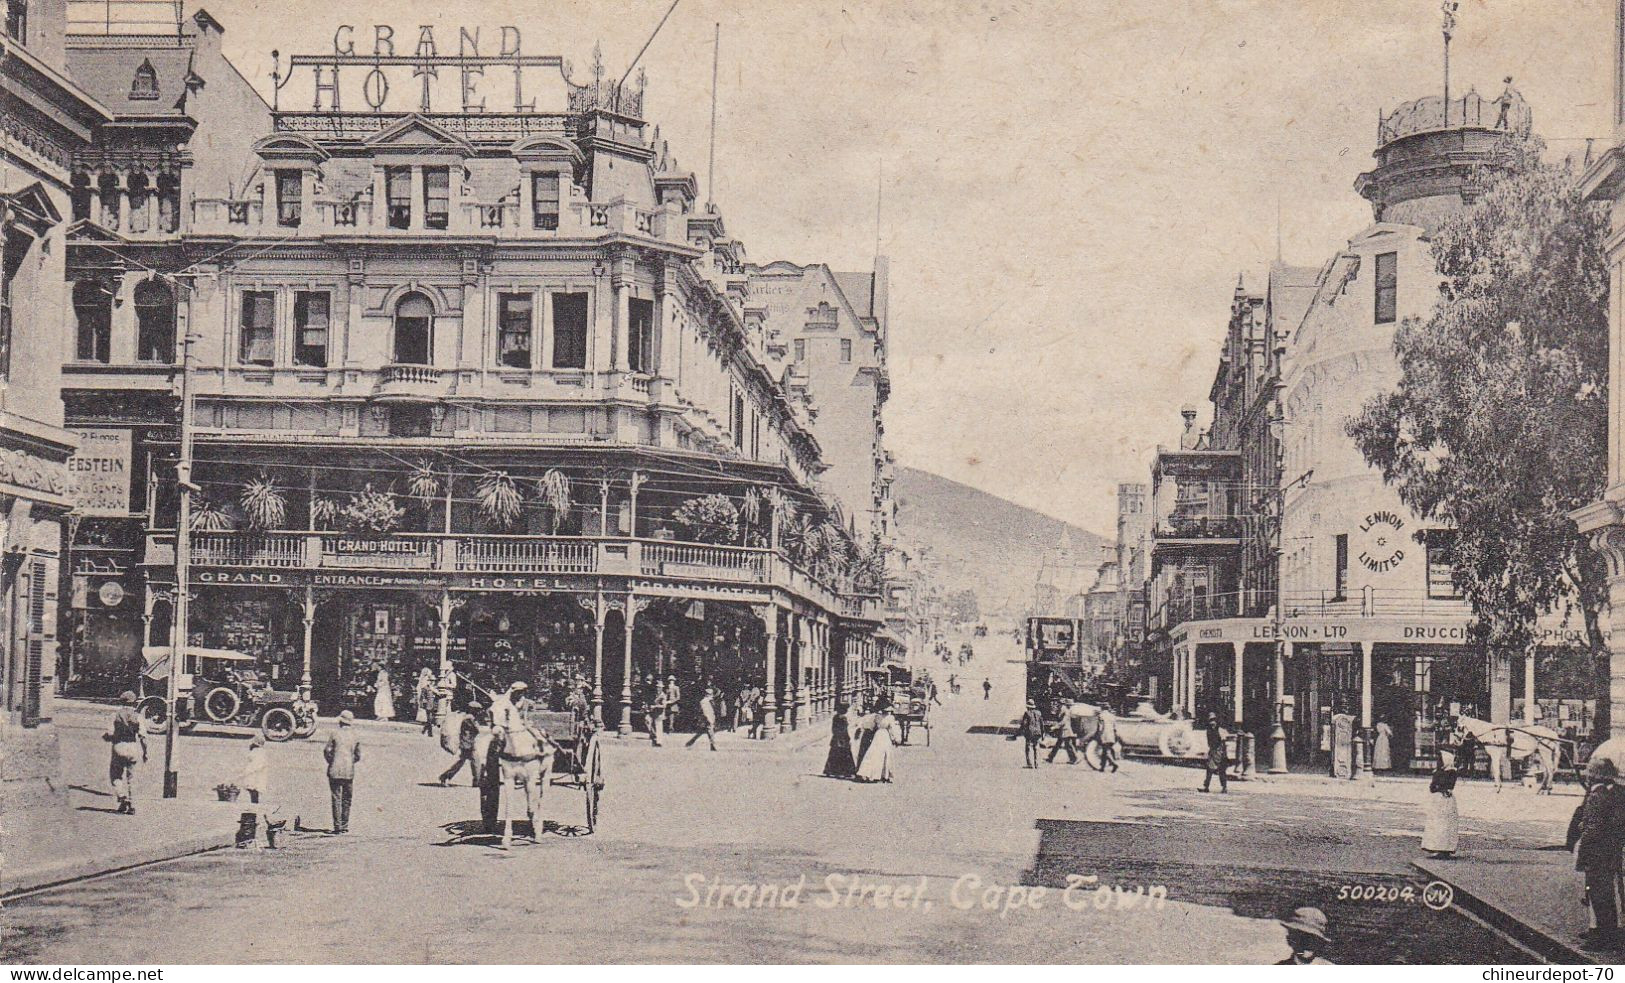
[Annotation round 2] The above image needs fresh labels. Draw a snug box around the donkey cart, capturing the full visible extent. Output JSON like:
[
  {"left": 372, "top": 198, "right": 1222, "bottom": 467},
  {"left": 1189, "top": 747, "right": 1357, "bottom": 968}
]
[{"left": 528, "top": 709, "right": 605, "bottom": 833}]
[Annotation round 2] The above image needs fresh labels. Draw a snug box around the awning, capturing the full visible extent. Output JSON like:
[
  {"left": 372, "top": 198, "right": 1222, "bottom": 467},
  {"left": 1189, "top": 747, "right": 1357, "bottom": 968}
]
[{"left": 140, "top": 645, "right": 252, "bottom": 678}]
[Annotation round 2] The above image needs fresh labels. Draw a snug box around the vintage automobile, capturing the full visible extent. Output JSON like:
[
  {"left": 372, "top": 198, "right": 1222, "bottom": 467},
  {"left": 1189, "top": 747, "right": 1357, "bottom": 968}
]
[
  {"left": 137, "top": 646, "right": 318, "bottom": 742},
  {"left": 1111, "top": 700, "right": 1225, "bottom": 761}
]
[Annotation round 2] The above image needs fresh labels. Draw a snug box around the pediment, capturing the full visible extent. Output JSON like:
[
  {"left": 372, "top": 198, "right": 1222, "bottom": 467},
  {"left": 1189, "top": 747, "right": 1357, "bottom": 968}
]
[
  {"left": 364, "top": 114, "right": 473, "bottom": 156},
  {"left": 65, "top": 218, "right": 125, "bottom": 243},
  {"left": 254, "top": 133, "right": 330, "bottom": 164},
  {"left": 5, "top": 183, "right": 63, "bottom": 232}
]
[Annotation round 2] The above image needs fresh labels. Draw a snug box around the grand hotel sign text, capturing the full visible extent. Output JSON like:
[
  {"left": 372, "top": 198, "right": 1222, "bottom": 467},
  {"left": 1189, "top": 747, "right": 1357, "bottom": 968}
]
[{"left": 279, "top": 25, "right": 565, "bottom": 114}]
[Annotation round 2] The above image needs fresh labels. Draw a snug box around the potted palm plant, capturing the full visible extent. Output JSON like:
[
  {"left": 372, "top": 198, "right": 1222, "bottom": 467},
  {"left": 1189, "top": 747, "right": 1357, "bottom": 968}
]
[
  {"left": 740, "top": 487, "right": 763, "bottom": 546},
  {"left": 475, "top": 471, "right": 524, "bottom": 530},
  {"left": 190, "top": 497, "right": 233, "bottom": 532},
  {"left": 535, "top": 469, "right": 571, "bottom": 534},
  {"left": 339, "top": 484, "right": 404, "bottom": 535},
  {"left": 673, "top": 493, "right": 740, "bottom": 545},
  {"left": 240, "top": 476, "right": 287, "bottom": 531}
]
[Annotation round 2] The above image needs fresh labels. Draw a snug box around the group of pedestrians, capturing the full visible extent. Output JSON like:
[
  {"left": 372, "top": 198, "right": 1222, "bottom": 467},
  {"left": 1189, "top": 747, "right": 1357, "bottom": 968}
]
[
  {"left": 823, "top": 697, "right": 898, "bottom": 783},
  {"left": 1015, "top": 698, "right": 1121, "bottom": 772}
]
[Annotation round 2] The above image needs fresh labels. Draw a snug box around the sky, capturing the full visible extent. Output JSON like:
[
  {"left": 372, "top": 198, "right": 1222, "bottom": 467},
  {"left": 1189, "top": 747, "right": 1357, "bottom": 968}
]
[{"left": 195, "top": 0, "right": 1615, "bottom": 534}]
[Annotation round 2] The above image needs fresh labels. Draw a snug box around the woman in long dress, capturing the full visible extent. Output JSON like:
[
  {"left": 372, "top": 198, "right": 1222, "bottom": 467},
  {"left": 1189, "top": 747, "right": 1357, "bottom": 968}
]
[
  {"left": 824, "top": 703, "right": 857, "bottom": 778},
  {"left": 1422, "top": 751, "right": 1460, "bottom": 857},
  {"left": 1373, "top": 719, "right": 1393, "bottom": 771},
  {"left": 856, "top": 710, "right": 896, "bottom": 783},
  {"left": 373, "top": 664, "right": 396, "bottom": 721}
]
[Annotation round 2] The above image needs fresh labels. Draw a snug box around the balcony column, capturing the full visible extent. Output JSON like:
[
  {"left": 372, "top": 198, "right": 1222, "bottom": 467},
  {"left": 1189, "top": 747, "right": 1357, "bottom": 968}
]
[
  {"left": 580, "top": 592, "right": 607, "bottom": 725},
  {"left": 1185, "top": 643, "right": 1198, "bottom": 717},
  {"left": 301, "top": 586, "right": 319, "bottom": 692},
  {"left": 1231, "top": 641, "right": 1245, "bottom": 727},
  {"left": 611, "top": 262, "right": 631, "bottom": 374},
  {"left": 756, "top": 604, "right": 778, "bottom": 734},
  {"left": 435, "top": 589, "right": 458, "bottom": 675},
  {"left": 621, "top": 593, "right": 647, "bottom": 737}
]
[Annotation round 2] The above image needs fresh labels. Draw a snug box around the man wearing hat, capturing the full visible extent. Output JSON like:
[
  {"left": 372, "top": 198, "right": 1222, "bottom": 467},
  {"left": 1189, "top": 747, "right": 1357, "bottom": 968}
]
[
  {"left": 1276, "top": 907, "right": 1333, "bottom": 964},
  {"left": 1574, "top": 756, "right": 1625, "bottom": 950},
  {"left": 104, "top": 691, "right": 147, "bottom": 815},
  {"left": 664, "top": 675, "right": 682, "bottom": 733},
  {"left": 1018, "top": 699, "right": 1045, "bottom": 769},
  {"left": 438, "top": 701, "right": 485, "bottom": 786},
  {"left": 648, "top": 678, "right": 668, "bottom": 746},
  {"left": 1200, "top": 713, "right": 1229, "bottom": 793},
  {"left": 322, "top": 710, "right": 362, "bottom": 833}
]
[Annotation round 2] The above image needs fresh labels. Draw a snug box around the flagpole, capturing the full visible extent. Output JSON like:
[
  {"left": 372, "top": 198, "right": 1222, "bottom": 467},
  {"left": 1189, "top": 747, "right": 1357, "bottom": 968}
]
[
  {"left": 1442, "top": 1, "right": 1457, "bottom": 127},
  {"left": 707, "top": 22, "right": 719, "bottom": 208}
]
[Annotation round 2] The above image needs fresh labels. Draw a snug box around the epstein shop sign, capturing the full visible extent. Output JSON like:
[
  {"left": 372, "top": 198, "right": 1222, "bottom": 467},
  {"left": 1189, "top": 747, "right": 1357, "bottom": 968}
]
[{"left": 68, "top": 429, "right": 131, "bottom": 516}]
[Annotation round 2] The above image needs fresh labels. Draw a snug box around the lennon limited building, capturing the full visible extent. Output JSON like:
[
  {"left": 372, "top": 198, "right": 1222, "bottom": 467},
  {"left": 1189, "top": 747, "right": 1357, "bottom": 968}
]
[
  {"left": 1144, "top": 83, "right": 1595, "bottom": 772},
  {"left": 54, "top": 7, "right": 892, "bottom": 734}
]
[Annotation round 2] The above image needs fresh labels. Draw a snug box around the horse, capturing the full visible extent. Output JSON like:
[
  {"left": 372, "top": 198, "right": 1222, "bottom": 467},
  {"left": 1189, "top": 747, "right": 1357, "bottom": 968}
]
[{"left": 1453, "top": 715, "right": 1562, "bottom": 793}]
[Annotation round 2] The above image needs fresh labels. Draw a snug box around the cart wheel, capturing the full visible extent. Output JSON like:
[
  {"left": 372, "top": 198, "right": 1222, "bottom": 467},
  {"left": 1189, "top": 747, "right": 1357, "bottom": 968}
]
[
  {"left": 293, "top": 714, "right": 318, "bottom": 739},
  {"left": 584, "top": 735, "right": 603, "bottom": 832},
  {"left": 261, "top": 707, "right": 296, "bottom": 742},
  {"left": 137, "top": 696, "right": 169, "bottom": 734},
  {"left": 204, "top": 686, "right": 240, "bottom": 723},
  {"left": 924, "top": 722, "right": 931, "bottom": 747},
  {"left": 1083, "top": 739, "right": 1105, "bottom": 771}
]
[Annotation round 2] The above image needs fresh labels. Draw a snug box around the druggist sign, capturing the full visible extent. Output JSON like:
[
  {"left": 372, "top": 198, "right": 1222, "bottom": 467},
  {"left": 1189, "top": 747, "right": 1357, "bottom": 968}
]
[{"left": 67, "top": 429, "right": 132, "bottom": 516}]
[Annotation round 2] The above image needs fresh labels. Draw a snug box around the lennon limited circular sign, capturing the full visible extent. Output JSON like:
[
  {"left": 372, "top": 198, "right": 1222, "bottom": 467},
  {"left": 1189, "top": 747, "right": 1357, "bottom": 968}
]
[{"left": 1358, "top": 510, "right": 1407, "bottom": 573}]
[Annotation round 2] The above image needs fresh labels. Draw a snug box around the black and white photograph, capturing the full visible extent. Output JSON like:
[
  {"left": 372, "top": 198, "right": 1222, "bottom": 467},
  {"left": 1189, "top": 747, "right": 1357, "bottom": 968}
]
[{"left": 3, "top": 0, "right": 1625, "bottom": 969}]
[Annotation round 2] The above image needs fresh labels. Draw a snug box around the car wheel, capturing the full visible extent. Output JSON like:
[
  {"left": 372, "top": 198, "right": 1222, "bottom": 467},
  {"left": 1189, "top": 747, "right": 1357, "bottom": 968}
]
[
  {"left": 137, "top": 696, "right": 168, "bottom": 733},
  {"left": 261, "top": 707, "right": 296, "bottom": 742},
  {"left": 204, "top": 686, "right": 240, "bottom": 723}
]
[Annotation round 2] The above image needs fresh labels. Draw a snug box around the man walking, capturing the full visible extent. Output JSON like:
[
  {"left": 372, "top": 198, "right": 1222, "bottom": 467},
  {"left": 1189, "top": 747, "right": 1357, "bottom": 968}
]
[
  {"left": 686, "top": 687, "right": 719, "bottom": 751},
  {"left": 105, "top": 691, "right": 147, "bottom": 815},
  {"left": 648, "top": 682, "right": 667, "bottom": 746},
  {"left": 982, "top": 678, "right": 991, "bottom": 701},
  {"left": 1018, "top": 699, "right": 1044, "bottom": 769},
  {"left": 323, "top": 710, "right": 361, "bottom": 833},
  {"left": 1047, "top": 703, "right": 1080, "bottom": 765},
  {"left": 1574, "top": 757, "right": 1625, "bottom": 951},
  {"left": 1097, "top": 705, "right": 1121, "bottom": 772},
  {"left": 438, "top": 703, "right": 484, "bottom": 786},
  {"left": 1200, "top": 713, "right": 1229, "bottom": 793}
]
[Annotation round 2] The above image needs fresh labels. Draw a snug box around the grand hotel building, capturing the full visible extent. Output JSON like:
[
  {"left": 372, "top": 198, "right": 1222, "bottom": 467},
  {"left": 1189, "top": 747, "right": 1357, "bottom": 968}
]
[{"left": 53, "top": 7, "right": 889, "bottom": 733}]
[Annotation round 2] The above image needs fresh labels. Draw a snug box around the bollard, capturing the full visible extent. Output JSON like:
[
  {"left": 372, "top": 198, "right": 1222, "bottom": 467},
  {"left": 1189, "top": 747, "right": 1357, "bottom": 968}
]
[
  {"left": 1351, "top": 731, "right": 1367, "bottom": 781},
  {"left": 1239, "top": 732, "right": 1256, "bottom": 779}
]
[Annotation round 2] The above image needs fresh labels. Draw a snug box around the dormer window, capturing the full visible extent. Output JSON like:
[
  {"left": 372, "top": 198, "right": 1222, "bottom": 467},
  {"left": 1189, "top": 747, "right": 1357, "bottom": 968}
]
[
  {"left": 129, "top": 59, "right": 160, "bottom": 101},
  {"left": 275, "top": 170, "right": 302, "bottom": 228},
  {"left": 532, "top": 172, "right": 560, "bottom": 230}
]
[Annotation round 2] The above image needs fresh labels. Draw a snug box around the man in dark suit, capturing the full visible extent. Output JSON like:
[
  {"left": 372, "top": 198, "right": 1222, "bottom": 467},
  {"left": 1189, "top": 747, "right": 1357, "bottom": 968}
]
[
  {"left": 1018, "top": 700, "right": 1044, "bottom": 769},
  {"left": 1576, "top": 757, "right": 1625, "bottom": 951}
]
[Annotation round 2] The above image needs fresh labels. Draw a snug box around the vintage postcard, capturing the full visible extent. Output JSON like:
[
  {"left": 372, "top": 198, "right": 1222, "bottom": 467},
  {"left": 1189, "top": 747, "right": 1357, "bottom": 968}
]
[{"left": 2, "top": 0, "right": 1623, "bottom": 968}]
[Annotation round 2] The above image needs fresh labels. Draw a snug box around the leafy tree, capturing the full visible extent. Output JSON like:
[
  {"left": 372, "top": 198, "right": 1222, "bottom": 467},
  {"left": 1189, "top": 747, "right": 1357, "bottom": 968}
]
[{"left": 1347, "top": 139, "right": 1611, "bottom": 734}]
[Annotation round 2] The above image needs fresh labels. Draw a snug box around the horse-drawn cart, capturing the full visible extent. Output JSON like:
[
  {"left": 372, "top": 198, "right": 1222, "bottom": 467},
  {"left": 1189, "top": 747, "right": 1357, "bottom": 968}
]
[{"left": 526, "top": 709, "right": 605, "bottom": 833}]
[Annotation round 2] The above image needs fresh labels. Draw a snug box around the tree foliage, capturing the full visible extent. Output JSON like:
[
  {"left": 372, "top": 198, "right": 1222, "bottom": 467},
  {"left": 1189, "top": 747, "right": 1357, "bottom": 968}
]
[{"left": 1346, "top": 138, "right": 1610, "bottom": 727}]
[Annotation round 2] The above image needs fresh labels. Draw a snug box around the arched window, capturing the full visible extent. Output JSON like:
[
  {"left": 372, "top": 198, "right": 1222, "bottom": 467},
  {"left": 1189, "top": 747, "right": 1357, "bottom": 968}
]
[
  {"left": 133, "top": 279, "right": 175, "bottom": 362},
  {"left": 129, "top": 59, "right": 159, "bottom": 101},
  {"left": 393, "top": 293, "right": 432, "bottom": 364},
  {"left": 73, "top": 280, "right": 112, "bottom": 364}
]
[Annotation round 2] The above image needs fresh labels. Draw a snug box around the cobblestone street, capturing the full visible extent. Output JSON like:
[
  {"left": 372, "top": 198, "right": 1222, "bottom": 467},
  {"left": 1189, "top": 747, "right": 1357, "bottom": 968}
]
[{"left": 1, "top": 637, "right": 1554, "bottom": 963}]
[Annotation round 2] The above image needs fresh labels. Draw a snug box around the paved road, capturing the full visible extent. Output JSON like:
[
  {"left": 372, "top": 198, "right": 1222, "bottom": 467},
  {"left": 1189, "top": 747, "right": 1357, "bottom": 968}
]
[{"left": 2, "top": 634, "right": 1541, "bottom": 964}]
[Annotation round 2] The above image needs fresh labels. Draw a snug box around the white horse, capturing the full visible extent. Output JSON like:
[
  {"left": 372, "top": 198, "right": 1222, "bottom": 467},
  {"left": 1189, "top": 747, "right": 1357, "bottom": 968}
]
[{"left": 1454, "top": 715, "right": 1561, "bottom": 793}]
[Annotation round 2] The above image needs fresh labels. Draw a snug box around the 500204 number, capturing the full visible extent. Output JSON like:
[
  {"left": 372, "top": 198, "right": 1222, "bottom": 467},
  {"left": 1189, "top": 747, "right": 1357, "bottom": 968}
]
[{"left": 1335, "top": 885, "right": 1417, "bottom": 903}]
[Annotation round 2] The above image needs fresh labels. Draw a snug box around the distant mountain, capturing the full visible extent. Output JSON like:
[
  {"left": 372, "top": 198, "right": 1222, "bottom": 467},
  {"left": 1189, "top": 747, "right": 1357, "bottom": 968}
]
[{"left": 892, "top": 466, "right": 1113, "bottom": 615}]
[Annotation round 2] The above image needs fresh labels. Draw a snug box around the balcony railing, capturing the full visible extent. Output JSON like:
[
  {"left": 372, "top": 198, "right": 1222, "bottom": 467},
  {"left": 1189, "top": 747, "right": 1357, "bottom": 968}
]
[
  {"left": 1153, "top": 515, "right": 1245, "bottom": 540},
  {"left": 380, "top": 364, "right": 442, "bottom": 386},
  {"left": 156, "top": 531, "right": 872, "bottom": 613}
]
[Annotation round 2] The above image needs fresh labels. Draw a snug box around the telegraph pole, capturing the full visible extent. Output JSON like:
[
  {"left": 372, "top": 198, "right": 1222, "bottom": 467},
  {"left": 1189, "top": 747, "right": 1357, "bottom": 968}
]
[
  {"left": 1269, "top": 468, "right": 1313, "bottom": 775},
  {"left": 163, "top": 289, "right": 199, "bottom": 799}
]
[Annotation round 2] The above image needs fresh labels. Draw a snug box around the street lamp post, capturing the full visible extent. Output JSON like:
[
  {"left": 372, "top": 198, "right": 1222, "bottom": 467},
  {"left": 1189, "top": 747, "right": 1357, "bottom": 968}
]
[{"left": 162, "top": 302, "right": 199, "bottom": 799}]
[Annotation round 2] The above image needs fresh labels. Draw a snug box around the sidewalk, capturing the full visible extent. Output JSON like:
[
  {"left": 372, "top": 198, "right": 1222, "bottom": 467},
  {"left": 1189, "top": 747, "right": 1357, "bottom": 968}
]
[
  {"left": 2, "top": 788, "right": 244, "bottom": 898},
  {"left": 1414, "top": 849, "right": 1594, "bottom": 964}
]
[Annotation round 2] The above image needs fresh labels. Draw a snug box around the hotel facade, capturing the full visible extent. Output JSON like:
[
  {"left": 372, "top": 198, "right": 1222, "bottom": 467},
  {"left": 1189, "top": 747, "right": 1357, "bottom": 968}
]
[{"left": 53, "top": 9, "right": 891, "bottom": 734}]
